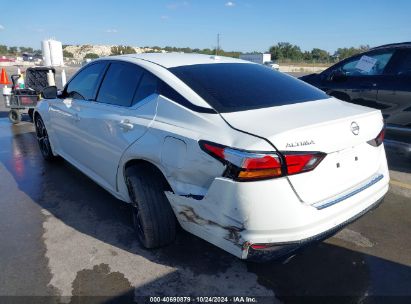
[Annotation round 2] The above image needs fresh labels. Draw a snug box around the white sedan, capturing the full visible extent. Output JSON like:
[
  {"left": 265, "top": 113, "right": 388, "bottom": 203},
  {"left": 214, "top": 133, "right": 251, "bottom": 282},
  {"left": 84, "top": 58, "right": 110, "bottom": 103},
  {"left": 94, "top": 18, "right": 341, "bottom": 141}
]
[{"left": 34, "top": 53, "right": 389, "bottom": 261}]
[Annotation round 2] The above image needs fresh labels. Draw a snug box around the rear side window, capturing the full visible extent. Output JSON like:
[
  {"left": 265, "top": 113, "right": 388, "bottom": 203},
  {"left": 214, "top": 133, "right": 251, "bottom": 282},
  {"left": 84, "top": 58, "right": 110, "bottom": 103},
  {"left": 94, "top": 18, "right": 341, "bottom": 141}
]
[
  {"left": 158, "top": 81, "right": 194, "bottom": 108},
  {"left": 66, "top": 63, "right": 106, "bottom": 100},
  {"left": 391, "top": 50, "right": 411, "bottom": 75},
  {"left": 97, "top": 62, "right": 143, "bottom": 107},
  {"left": 131, "top": 71, "right": 214, "bottom": 113},
  {"left": 169, "top": 63, "right": 328, "bottom": 113},
  {"left": 133, "top": 72, "right": 158, "bottom": 105}
]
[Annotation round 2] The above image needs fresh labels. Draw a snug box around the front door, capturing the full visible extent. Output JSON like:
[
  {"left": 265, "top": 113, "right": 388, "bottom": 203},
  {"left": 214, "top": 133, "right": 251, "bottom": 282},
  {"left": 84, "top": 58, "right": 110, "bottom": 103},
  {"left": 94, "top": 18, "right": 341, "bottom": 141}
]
[
  {"left": 323, "top": 49, "right": 395, "bottom": 107},
  {"left": 49, "top": 62, "right": 107, "bottom": 163},
  {"left": 73, "top": 62, "right": 160, "bottom": 190}
]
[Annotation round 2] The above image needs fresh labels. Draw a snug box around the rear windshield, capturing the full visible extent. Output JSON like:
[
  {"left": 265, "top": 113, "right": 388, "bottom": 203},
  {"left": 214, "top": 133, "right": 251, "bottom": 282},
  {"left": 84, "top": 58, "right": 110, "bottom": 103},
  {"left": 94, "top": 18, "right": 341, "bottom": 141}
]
[{"left": 169, "top": 63, "right": 328, "bottom": 113}]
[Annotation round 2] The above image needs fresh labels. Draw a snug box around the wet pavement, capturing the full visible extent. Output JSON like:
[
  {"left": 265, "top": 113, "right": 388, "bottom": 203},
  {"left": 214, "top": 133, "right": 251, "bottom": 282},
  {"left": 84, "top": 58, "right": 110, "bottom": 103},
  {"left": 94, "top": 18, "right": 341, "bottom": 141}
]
[{"left": 1, "top": 94, "right": 411, "bottom": 303}]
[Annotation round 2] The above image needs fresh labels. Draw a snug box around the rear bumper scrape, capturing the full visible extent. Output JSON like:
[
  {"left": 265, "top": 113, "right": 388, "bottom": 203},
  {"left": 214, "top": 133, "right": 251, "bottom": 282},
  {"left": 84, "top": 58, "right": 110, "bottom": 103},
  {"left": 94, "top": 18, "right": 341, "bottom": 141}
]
[
  {"left": 177, "top": 204, "right": 245, "bottom": 244},
  {"left": 165, "top": 191, "right": 247, "bottom": 258}
]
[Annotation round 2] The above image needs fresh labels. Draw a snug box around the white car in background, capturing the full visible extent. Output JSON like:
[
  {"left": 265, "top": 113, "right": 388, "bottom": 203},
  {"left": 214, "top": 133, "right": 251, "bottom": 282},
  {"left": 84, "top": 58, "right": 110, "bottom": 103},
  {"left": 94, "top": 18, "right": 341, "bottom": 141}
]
[
  {"left": 34, "top": 53, "right": 389, "bottom": 261},
  {"left": 264, "top": 60, "right": 280, "bottom": 71}
]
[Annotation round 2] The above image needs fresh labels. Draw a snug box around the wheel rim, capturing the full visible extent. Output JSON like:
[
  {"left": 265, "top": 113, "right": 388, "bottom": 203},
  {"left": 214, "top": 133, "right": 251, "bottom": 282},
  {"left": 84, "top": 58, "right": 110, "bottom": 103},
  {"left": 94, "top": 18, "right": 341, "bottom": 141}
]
[
  {"left": 35, "top": 119, "right": 51, "bottom": 157},
  {"left": 10, "top": 111, "right": 19, "bottom": 121}
]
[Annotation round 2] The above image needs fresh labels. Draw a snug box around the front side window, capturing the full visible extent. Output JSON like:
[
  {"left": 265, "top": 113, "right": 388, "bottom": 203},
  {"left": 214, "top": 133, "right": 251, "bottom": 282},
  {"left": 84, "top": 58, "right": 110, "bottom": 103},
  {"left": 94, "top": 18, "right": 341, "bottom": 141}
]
[
  {"left": 340, "top": 51, "right": 394, "bottom": 76},
  {"left": 66, "top": 63, "right": 106, "bottom": 100},
  {"left": 169, "top": 63, "right": 328, "bottom": 113},
  {"left": 97, "top": 62, "right": 144, "bottom": 107}
]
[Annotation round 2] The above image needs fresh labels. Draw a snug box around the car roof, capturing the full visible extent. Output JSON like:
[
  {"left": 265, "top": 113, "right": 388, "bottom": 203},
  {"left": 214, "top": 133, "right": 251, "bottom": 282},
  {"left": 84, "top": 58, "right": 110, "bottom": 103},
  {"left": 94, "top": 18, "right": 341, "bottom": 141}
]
[
  {"left": 109, "top": 52, "right": 250, "bottom": 68},
  {"left": 370, "top": 42, "right": 411, "bottom": 51}
]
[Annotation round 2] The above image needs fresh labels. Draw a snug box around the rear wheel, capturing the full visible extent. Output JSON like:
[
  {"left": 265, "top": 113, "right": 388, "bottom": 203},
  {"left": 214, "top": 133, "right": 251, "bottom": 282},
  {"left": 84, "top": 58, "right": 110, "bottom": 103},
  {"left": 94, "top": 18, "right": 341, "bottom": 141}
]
[
  {"left": 126, "top": 165, "right": 176, "bottom": 248},
  {"left": 8, "top": 110, "right": 21, "bottom": 124},
  {"left": 35, "top": 116, "right": 56, "bottom": 161}
]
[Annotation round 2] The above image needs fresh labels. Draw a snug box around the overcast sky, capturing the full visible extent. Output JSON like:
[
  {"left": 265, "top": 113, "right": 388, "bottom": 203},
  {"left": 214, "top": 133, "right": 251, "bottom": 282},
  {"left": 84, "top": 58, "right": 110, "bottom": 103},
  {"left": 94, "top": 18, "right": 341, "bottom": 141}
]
[{"left": 1, "top": 0, "right": 410, "bottom": 53}]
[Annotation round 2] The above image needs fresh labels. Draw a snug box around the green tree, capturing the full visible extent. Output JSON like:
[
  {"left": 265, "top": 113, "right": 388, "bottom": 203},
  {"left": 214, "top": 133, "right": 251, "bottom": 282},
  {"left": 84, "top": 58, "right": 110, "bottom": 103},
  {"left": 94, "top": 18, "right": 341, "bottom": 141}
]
[
  {"left": 0, "top": 45, "right": 7, "bottom": 54},
  {"left": 19, "top": 47, "right": 34, "bottom": 53},
  {"left": 334, "top": 45, "right": 370, "bottom": 60},
  {"left": 310, "top": 48, "right": 330, "bottom": 62},
  {"left": 8, "top": 46, "right": 18, "bottom": 54},
  {"left": 63, "top": 50, "right": 74, "bottom": 58},
  {"left": 269, "top": 42, "right": 303, "bottom": 61},
  {"left": 84, "top": 53, "right": 99, "bottom": 59},
  {"left": 302, "top": 51, "right": 313, "bottom": 61}
]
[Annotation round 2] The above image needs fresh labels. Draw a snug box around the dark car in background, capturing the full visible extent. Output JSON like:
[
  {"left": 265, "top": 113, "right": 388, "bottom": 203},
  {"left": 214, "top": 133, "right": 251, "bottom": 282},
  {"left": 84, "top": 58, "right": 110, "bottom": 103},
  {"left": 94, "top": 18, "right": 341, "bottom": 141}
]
[{"left": 300, "top": 42, "right": 411, "bottom": 155}]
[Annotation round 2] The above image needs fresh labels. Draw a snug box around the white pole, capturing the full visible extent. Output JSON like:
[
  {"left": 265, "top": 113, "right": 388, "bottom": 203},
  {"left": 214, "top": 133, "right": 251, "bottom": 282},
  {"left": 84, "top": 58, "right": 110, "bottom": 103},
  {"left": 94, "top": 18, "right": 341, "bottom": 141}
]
[
  {"left": 61, "top": 69, "right": 67, "bottom": 87},
  {"left": 47, "top": 70, "right": 55, "bottom": 86}
]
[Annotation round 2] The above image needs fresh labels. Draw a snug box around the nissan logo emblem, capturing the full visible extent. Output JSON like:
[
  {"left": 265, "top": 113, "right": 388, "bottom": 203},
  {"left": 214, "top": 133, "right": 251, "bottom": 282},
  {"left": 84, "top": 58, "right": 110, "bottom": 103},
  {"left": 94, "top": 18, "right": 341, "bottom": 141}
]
[{"left": 351, "top": 122, "right": 360, "bottom": 135}]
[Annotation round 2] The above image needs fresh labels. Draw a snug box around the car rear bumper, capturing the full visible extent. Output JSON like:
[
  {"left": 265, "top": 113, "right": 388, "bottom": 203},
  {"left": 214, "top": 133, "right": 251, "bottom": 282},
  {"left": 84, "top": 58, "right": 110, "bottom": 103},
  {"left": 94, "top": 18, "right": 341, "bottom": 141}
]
[
  {"left": 246, "top": 195, "right": 384, "bottom": 262},
  {"left": 166, "top": 155, "right": 389, "bottom": 261}
]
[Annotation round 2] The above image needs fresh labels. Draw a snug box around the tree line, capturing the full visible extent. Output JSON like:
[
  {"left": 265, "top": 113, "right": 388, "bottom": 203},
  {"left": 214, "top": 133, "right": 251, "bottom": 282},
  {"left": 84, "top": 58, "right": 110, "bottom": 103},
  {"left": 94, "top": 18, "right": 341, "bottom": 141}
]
[
  {"left": 1, "top": 43, "right": 371, "bottom": 64},
  {"left": 269, "top": 42, "right": 370, "bottom": 63},
  {"left": 0, "top": 45, "right": 41, "bottom": 55},
  {"left": 107, "top": 43, "right": 371, "bottom": 63},
  {"left": 109, "top": 45, "right": 241, "bottom": 58}
]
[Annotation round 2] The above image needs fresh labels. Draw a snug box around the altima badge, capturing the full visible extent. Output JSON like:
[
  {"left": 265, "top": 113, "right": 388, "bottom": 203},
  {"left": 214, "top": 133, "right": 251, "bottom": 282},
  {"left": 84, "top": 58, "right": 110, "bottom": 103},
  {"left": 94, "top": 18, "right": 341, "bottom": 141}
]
[
  {"left": 351, "top": 122, "right": 360, "bottom": 135},
  {"left": 286, "top": 140, "right": 315, "bottom": 148}
]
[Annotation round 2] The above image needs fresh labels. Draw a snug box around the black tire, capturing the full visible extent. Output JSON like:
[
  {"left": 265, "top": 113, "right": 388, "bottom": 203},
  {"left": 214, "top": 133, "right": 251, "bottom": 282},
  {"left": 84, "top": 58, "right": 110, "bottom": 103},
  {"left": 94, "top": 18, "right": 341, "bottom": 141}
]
[
  {"left": 28, "top": 109, "right": 34, "bottom": 122},
  {"left": 126, "top": 165, "right": 176, "bottom": 248},
  {"left": 8, "top": 110, "right": 21, "bottom": 124},
  {"left": 34, "top": 116, "right": 56, "bottom": 161}
]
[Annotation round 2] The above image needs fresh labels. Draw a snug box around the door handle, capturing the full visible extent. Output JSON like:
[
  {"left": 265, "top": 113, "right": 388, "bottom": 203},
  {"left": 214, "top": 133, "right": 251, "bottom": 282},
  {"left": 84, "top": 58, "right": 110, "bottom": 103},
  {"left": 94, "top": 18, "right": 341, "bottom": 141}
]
[
  {"left": 360, "top": 82, "right": 377, "bottom": 88},
  {"left": 118, "top": 119, "right": 134, "bottom": 131}
]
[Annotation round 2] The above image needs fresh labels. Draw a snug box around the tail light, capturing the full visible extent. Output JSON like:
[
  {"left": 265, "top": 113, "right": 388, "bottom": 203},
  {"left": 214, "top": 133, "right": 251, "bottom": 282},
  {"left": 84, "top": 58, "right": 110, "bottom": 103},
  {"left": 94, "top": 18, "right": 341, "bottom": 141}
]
[
  {"left": 200, "top": 141, "right": 325, "bottom": 181},
  {"left": 284, "top": 152, "right": 326, "bottom": 175},
  {"left": 250, "top": 243, "right": 274, "bottom": 250},
  {"left": 367, "top": 128, "right": 385, "bottom": 147}
]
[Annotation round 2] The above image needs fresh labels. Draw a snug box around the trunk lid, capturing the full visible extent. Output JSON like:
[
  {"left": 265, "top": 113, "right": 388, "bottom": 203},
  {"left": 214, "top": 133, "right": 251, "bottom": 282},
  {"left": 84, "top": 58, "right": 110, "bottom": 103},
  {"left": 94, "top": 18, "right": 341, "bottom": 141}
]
[{"left": 221, "top": 98, "right": 385, "bottom": 204}]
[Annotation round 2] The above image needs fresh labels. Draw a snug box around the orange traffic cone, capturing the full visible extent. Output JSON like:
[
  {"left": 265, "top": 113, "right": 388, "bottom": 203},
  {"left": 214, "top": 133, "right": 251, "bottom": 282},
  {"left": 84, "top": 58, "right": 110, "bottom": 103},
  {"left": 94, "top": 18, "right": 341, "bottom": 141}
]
[{"left": 0, "top": 68, "right": 11, "bottom": 85}]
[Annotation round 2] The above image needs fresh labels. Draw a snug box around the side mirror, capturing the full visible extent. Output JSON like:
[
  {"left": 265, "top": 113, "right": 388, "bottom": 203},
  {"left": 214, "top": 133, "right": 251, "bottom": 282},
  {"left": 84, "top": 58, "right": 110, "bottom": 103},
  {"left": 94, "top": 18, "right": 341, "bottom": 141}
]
[
  {"left": 328, "top": 70, "right": 347, "bottom": 82},
  {"left": 42, "top": 86, "right": 58, "bottom": 99}
]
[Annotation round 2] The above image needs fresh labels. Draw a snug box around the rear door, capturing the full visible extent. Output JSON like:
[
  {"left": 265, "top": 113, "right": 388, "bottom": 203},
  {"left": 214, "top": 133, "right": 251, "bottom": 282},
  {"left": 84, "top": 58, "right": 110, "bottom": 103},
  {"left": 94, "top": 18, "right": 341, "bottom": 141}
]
[
  {"left": 376, "top": 48, "right": 411, "bottom": 143},
  {"left": 73, "top": 61, "right": 159, "bottom": 189}
]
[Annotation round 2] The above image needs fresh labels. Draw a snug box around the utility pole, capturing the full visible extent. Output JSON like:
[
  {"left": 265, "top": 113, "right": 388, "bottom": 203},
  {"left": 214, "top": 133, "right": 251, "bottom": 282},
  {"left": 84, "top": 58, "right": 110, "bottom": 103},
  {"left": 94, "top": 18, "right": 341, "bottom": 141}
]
[{"left": 216, "top": 33, "right": 220, "bottom": 56}]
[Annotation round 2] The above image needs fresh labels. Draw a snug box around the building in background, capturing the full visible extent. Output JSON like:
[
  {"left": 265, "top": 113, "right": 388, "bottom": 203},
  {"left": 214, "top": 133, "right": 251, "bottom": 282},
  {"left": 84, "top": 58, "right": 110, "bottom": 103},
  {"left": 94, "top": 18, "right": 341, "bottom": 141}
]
[
  {"left": 42, "top": 39, "right": 64, "bottom": 67},
  {"left": 239, "top": 53, "right": 279, "bottom": 70},
  {"left": 240, "top": 53, "right": 272, "bottom": 64}
]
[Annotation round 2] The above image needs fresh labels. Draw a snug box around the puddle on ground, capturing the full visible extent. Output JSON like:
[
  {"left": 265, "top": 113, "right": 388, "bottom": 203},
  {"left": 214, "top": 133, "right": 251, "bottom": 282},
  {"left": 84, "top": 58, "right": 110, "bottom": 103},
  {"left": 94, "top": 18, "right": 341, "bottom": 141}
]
[{"left": 71, "top": 263, "right": 134, "bottom": 303}]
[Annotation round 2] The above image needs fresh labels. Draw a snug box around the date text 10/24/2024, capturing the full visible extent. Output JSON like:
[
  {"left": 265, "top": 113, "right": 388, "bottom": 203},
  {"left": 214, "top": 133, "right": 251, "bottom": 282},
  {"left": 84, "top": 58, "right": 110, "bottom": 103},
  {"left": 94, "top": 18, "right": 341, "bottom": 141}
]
[{"left": 149, "top": 297, "right": 258, "bottom": 303}]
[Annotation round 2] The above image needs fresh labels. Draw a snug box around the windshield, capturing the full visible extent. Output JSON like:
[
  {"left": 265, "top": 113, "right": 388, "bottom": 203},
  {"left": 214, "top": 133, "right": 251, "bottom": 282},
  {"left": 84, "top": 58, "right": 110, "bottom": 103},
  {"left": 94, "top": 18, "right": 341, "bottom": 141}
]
[{"left": 169, "top": 63, "right": 328, "bottom": 113}]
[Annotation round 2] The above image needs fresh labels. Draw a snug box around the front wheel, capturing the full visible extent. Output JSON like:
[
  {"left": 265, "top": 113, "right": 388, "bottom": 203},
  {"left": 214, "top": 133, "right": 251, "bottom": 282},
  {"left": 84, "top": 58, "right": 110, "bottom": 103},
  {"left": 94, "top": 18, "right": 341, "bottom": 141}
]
[
  {"left": 126, "top": 166, "right": 176, "bottom": 248},
  {"left": 35, "top": 116, "right": 56, "bottom": 161},
  {"left": 8, "top": 110, "right": 21, "bottom": 124}
]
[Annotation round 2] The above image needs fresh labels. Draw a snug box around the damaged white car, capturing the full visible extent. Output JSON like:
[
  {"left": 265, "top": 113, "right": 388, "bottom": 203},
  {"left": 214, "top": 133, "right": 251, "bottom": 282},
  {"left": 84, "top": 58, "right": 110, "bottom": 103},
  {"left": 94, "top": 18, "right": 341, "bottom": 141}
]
[{"left": 35, "top": 53, "right": 389, "bottom": 261}]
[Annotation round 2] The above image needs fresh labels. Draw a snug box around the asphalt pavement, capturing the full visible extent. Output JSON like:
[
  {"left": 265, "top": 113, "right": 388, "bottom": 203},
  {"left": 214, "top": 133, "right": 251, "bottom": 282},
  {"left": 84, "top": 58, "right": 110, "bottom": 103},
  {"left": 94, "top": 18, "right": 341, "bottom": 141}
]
[{"left": 0, "top": 67, "right": 410, "bottom": 303}]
